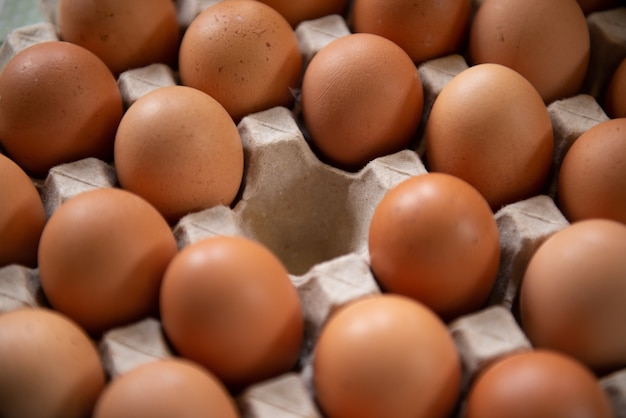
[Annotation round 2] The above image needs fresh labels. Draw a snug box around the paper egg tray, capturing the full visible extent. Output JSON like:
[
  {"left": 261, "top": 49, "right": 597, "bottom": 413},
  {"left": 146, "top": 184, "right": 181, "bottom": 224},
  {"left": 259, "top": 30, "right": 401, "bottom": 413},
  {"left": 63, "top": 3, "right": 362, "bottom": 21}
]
[{"left": 1, "top": 2, "right": 626, "bottom": 417}]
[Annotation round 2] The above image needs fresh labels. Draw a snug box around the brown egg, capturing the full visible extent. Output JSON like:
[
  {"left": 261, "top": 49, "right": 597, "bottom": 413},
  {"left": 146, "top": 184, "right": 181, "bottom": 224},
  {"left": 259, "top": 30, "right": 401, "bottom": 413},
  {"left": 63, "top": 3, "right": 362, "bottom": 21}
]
[
  {"left": 301, "top": 33, "right": 423, "bottom": 171},
  {"left": 0, "top": 41, "right": 123, "bottom": 178},
  {"left": 520, "top": 219, "right": 626, "bottom": 373},
  {"left": 0, "top": 153, "right": 46, "bottom": 268},
  {"left": 470, "top": 0, "right": 590, "bottom": 104},
  {"left": 38, "top": 188, "right": 178, "bottom": 336},
  {"left": 114, "top": 85, "right": 244, "bottom": 224},
  {"left": 93, "top": 359, "right": 239, "bottom": 418},
  {"left": 605, "top": 57, "right": 626, "bottom": 118},
  {"left": 256, "top": 0, "right": 349, "bottom": 27},
  {"left": 558, "top": 118, "right": 626, "bottom": 224},
  {"left": 160, "top": 235, "right": 304, "bottom": 390},
  {"left": 465, "top": 350, "right": 614, "bottom": 418},
  {"left": 58, "top": 0, "right": 180, "bottom": 75},
  {"left": 352, "top": 0, "right": 471, "bottom": 63},
  {"left": 425, "top": 63, "right": 554, "bottom": 210},
  {"left": 0, "top": 308, "right": 105, "bottom": 418},
  {"left": 179, "top": 0, "right": 302, "bottom": 121},
  {"left": 368, "top": 173, "right": 500, "bottom": 320},
  {"left": 313, "top": 294, "right": 461, "bottom": 418}
]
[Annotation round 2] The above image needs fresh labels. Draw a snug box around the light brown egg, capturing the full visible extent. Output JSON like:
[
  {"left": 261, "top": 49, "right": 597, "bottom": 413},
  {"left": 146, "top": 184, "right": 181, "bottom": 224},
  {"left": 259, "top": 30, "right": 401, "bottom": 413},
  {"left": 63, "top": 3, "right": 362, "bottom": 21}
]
[
  {"left": 470, "top": 0, "right": 590, "bottom": 104},
  {"left": 301, "top": 33, "right": 423, "bottom": 171},
  {"left": 465, "top": 350, "right": 614, "bottom": 418},
  {"left": 605, "top": 57, "right": 626, "bottom": 118},
  {"left": 352, "top": 0, "right": 471, "bottom": 63},
  {"left": 0, "top": 308, "right": 105, "bottom": 418},
  {"left": 256, "top": 0, "right": 349, "bottom": 27},
  {"left": 0, "top": 41, "right": 123, "bottom": 178},
  {"left": 0, "top": 153, "right": 46, "bottom": 268},
  {"left": 38, "top": 187, "right": 178, "bottom": 336},
  {"left": 368, "top": 173, "right": 500, "bottom": 320},
  {"left": 93, "top": 359, "right": 239, "bottom": 418},
  {"left": 520, "top": 219, "right": 626, "bottom": 373},
  {"left": 425, "top": 63, "right": 554, "bottom": 210},
  {"left": 160, "top": 235, "right": 304, "bottom": 390},
  {"left": 558, "top": 118, "right": 626, "bottom": 224},
  {"left": 58, "top": 0, "right": 180, "bottom": 75},
  {"left": 179, "top": 0, "right": 302, "bottom": 121},
  {"left": 114, "top": 85, "right": 244, "bottom": 224},
  {"left": 313, "top": 294, "right": 461, "bottom": 418}
]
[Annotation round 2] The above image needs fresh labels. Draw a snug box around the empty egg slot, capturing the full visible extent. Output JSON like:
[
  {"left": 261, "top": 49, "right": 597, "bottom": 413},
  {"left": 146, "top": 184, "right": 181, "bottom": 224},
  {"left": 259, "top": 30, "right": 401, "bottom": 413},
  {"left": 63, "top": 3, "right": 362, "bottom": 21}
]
[{"left": 235, "top": 106, "right": 425, "bottom": 275}]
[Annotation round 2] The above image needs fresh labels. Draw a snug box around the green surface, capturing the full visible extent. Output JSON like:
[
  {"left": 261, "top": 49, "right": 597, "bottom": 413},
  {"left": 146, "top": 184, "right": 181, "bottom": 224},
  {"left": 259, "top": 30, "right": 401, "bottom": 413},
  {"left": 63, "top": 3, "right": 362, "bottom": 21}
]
[{"left": 0, "top": 0, "right": 48, "bottom": 40}]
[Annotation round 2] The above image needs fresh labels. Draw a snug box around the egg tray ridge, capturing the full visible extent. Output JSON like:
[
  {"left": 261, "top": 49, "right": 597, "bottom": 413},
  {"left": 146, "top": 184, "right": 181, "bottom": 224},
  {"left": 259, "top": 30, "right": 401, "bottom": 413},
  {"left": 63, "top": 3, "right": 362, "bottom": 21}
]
[{"left": 1, "top": 3, "right": 626, "bottom": 418}]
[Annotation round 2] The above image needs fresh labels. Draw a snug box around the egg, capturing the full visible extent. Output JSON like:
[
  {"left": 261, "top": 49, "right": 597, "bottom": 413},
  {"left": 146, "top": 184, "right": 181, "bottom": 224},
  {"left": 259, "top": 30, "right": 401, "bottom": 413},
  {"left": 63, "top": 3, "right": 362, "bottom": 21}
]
[
  {"left": 256, "top": 0, "right": 349, "bottom": 27},
  {"left": 425, "top": 63, "right": 554, "bottom": 210},
  {"left": 465, "top": 350, "right": 614, "bottom": 418},
  {"left": 558, "top": 118, "right": 626, "bottom": 224},
  {"left": 38, "top": 187, "right": 178, "bottom": 336},
  {"left": 605, "top": 57, "right": 626, "bottom": 118},
  {"left": 351, "top": 0, "right": 471, "bottom": 63},
  {"left": 368, "top": 173, "right": 500, "bottom": 320},
  {"left": 114, "top": 85, "right": 244, "bottom": 224},
  {"left": 301, "top": 33, "right": 423, "bottom": 171},
  {"left": 313, "top": 294, "right": 461, "bottom": 418},
  {"left": 0, "top": 41, "right": 123, "bottom": 178},
  {"left": 0, "top": 153, "right": 46, "bottom": 268},
  {"left": 0, "top": 308, "right": 105, "bottom": 418},
  {"left": 160, "top": 235, "right": 304, "bottom": 390},
  {"left": 93, "top": 359, "right": 239, "bottom": 418},
  {"left": 520, "top": 219, "right": 626, "bottom": 373},
  {"left": 57, "top": 0, "right": 180, "bottom": 75},
  {"left": 469, "top": 0, "right": 590, "bottom": 104},
  {"left": 179, "top": 0, "right": 302, "bottom": 121}
]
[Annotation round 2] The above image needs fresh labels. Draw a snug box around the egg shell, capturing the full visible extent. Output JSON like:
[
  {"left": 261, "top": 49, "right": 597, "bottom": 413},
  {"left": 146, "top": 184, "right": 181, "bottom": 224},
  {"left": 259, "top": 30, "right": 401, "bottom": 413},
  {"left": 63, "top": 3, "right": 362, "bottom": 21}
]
[
  {"left": 464, "top": 350, "right": 614, "bottom": 418},
  {"left": 93, "top": 358, "right": 239, "bottom": 418},
  {"left": 368, "top": 172, "right": 500, "bottom": 320},
  {"left": 0, "top": 41, "right": 123, "bottom": 177},
  {"left": 351, "top": 0, "right": 471, "bottom": 63},
  {"left": 313, "top": 294, "right": 462, "bottom": 418},
  {"left": 178, "top": 0, "right": 303, "bottom": 121},
  {"left": 38, "top": 187, "right": 178, "bottom": 336},
  {"left": 57, "top": 0, "right": 180, "bottom": 75},
  {"left": 520, "top": 219, "right": 626, "bottom": 373},
  {"left": 470, "top": 0, "right": 590, "bottom": 104},
  {"left": 301, "top": 33, "right": 424, "bottom": 170},
  {"left": 0, "top": 308, "right": 106, "bottom": 418},
  {"left": 425, "top": 63, "right": 554, "bottom": 210},
  {"left": 558, "top": 118, "right": 626, "bottom": 223},
  {"left": 114, "top": 85, "right": 244, "bottom": 224},
  {"left": 0, "top": 153, "right": 46, "bottom": 267},
  {"left": 160, "top": 235, "right": 304, "bottom": 390}
]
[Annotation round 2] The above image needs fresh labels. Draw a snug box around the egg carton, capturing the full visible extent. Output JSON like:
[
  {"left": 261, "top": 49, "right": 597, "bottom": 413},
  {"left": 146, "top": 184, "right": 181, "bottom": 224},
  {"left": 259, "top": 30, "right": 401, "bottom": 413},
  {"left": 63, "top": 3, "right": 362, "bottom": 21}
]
[{"left": 1, "top": 3, "right": 626, "bottom": 418}]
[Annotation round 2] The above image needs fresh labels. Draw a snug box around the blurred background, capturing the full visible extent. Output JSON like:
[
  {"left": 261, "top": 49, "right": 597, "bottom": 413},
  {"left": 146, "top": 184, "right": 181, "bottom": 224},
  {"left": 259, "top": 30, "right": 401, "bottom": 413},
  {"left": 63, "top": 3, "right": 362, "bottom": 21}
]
[{"left": 0, "top": 0, "right": 48, "bottom": 40}]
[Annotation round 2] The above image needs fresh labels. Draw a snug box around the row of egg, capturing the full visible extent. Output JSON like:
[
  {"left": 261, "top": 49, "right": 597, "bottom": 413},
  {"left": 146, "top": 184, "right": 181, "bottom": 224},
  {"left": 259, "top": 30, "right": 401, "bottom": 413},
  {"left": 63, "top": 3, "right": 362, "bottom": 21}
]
[{"left": 1, "top": 0, "right": 624, "bottom": 416}]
